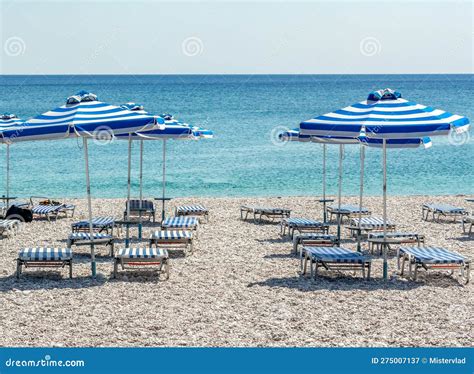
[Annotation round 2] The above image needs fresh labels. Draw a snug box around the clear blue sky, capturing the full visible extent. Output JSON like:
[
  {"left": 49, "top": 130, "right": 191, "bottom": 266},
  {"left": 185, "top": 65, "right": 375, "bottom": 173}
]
[{"left": 1, "top": 0, "right": 472, "bottom": 74}]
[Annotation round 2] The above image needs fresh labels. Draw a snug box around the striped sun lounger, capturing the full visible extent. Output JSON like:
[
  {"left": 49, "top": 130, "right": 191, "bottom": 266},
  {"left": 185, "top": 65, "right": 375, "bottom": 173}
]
[
  {"left": 31, "top": 205, "right": 63, "bottom": 221},
  {"left": 302, "top": 246, "right": 371, "bottom": 280},
  {"left": 113, "top": 247, "right": 169, "bottom": 279},
  {"left": 368, "top": 232, "right": 425, "bottom": 254},
  {"left": 240, "top": 205, "right": 291, "bottom": 224},
  {"left": 176, "top": 205, "right": 209, "bottom": 222},
  {"left": 422, "top": 203, "right": 467, "bottom": 222},
  {"left": 16, "top": 247, "right": 73, "bottom": 279},
  {"left": 150, "top": 230, "right": 194, "bottom": 255},
  {"left": 161, "top": 217, "right": 199, "bottom": 237},
  {"left": 67, "top": 232, "right": 114, "bottom": 257},
  {"left": 124, "top": 199, "right": 156, "bottom": 222},
  {"left": 347, "top": 216, "right": 396, "bottom": 237},
  {"left": 58, "top": 204, "right": 76, "bottom": 218},
  {"left": 398, "top": 246, "right": 470, "bottom": 284},
  {"left": 71, "top": 216, "right": 116, "bottom": 234},
  {"left": 280, "top": 218, "right": 329, "bottom": 238},
  {"left": 293, "top": 233, "right": 338, "bottom": 254},
  {"left": 326, "top": 204, "right": 371, "bottom": 222}
]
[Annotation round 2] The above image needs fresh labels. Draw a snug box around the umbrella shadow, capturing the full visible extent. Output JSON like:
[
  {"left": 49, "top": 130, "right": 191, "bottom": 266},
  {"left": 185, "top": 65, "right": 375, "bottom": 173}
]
[
  {"left": 255, "top": 238, "right": 291, "bottom": 244},
  {"left": 245, "top": 273, "right": 461, "bottom": 291},
  {"left": 0, "top": 273, "right": 107, "bottom": 292}
]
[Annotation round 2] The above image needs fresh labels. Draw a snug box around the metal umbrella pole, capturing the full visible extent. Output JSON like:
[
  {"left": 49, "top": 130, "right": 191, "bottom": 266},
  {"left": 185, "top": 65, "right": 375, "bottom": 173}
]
[
  {"left": 82, "top": 138, "right": 96, "bottom": 278},
  {"left": 322, "top": 144, "right": 327, "bottom": 223},
  {"left": 336, "top": 144, "right": 343, "bottom": 243},
  {"left": 125, "top": 134, "right": 132, "bottom": 247},
  {"left": 6, "top": 144, "right": 10, "bottom": 210},
  {"left": 357, "top": 144, "right": 365, "bottom": 252},
  {"left": 138, "top": 139, "right": 144, "bottom": 239},
  {"left": 382, "top": 138, "right": 388, "bottom": 280},
  {"left": 161, "top": 139, "right": 167, "bottom": 221}
]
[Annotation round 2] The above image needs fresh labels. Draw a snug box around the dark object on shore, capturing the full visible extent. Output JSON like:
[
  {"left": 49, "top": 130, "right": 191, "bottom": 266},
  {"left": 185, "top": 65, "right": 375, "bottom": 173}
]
[{"left": 6, "top": 205, "right": 33, "bottom": 222}]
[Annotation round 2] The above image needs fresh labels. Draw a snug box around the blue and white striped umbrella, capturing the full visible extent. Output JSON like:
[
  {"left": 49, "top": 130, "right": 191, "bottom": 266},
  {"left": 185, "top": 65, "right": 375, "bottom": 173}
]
[
  {"left": 300, "top": 88, "right": 470, "bottom": 138},
  {"left": 116, "top": 105, "right": 213, "bottom": 236},
  {"left": 0, "top": 91, "right": 164, "bottom": 144}
]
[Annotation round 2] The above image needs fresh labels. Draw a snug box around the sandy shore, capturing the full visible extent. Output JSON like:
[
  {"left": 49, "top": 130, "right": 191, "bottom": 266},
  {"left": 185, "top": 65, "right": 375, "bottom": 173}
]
[{"left": 0, "top": 195, "right": 472, "bottom": 347}]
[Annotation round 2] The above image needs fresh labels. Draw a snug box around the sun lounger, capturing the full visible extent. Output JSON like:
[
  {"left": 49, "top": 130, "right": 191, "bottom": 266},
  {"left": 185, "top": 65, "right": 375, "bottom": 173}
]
[
  {"left": 124, "top": 199, "right": 155, "bottom": 222},
  {"left": 31, "top": 204, "right": 63, "bottom": 221},
  {"left": 113, "top": 247, "right": 169, "bottom": 279},
  {"left": 29, "top": 196, "right": 75, "bottom": 219},
  {"left": 462, "top": 216, "right": 474, "bottom": 236},
  {"left": 16, "top": 247, "right": 73, "bottom": 279},
  {"left": 0, "top": 219, "right": 20, "bottom": 238},
  {"left": 150, "top": 230, "right": 194, "bottom": 255},
  {"left": 302, "top": 246, "right": 371, "bottom": 280},
  {"left": 368, "top": 232, "right": 425, "bottom": 254},
  {"left": 422, "top": 203, "right": 467, "bottom": 222},
  {"left": 280, "top": 218, "right": 329, "bottom": 238},
  {"left": 67, "top": 232, "right": 114, "bottom": 256},
  {"left": 161, "top": 217, "right": 199, "bottom": 237},
  {"left": 347, "top": 216, "right": 396, "bottom": 237},
  {"left": 71, "top": 216, "right": 116, "bottom": 234},
  {"left": 59, "top": 204, "right": 76, "bottom": 218},
  {"left": 326, "top": 204, "right": 371, "bottom": 222},
  {"left": 240, "top": 205, "right": 291, "bottom": 223},
  {"left": 176, "top": 205, "right": 209, "bottom": 222},
  {"left": 398, "top": 246, "right": 470, "bottom": 284},
  {"left": 293, "top": 233, "right": 338, "bottom": 254}
]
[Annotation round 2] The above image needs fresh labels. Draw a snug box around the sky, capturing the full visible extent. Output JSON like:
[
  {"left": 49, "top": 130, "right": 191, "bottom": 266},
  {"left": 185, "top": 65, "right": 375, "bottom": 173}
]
[{"left": 0, "top": 0, "right": 472, "bottom": 74}]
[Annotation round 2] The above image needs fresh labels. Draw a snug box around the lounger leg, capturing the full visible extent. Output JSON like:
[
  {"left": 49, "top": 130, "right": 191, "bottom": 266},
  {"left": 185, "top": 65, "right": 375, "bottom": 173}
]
[
  {"left": 69, "top": 260, "right": 73, "bottom": 279},
  {"left": 413, "top": 263, "right": 418, "bottom": 281},
  {"left": 163, "top": 259, "right": 170, "bottom": 280},
  {"left": 16, "top": 259, "right": 21, "bottom": 279},
  {"left": 302, "top": 254, "right": 308, "bottom": 276},
  {"left": 113, "top": 259, "right": 118, "bottom": 278},
  {"left": 362, "top": 264, "right": 365, "bottom": 279},
  {"left": 367, "top": 262, "right": 371, "bottom": 280}
]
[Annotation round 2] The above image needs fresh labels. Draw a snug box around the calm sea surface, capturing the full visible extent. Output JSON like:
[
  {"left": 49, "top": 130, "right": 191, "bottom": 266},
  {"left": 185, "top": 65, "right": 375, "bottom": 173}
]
[{"left": 0, "top": 74, "right": 472, "bottom": 198}]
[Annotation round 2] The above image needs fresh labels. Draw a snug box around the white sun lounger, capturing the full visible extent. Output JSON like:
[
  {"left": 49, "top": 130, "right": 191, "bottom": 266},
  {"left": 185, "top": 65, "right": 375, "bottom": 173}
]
[
  {"left": 161, "top": 217, "right": 199, "bottom": 237},
  {"left": 0, "top": 219, "right": 20, "bottom": 238},
  {"left": 367, "top": 232, "right": 425, "bottom": 254},
  {"left": 31, "top": 205, "right": 63, "bottom": 221},
  {"left": 422, "top": 203, "right": 467, "bottom": 222},
  {"left": 398, "top": 246, "right": 470, "bottom": 284},
  {"left": 240, "top": 205, "right": 291, "bottom": 223},
  {"left": 113, "top": 247, "right": 169, "bottom": 279},
  {"left": 302, "top": 246, "right": 371, "bottom": 280},
  {"left": 16, "top": 247, "right": 73, "bottom": 279},
  {"left": 462, "top": 216, "right": 474, "bottom": 236},
  {"left": 71, "top": 216, "right": 116, "bottom": 234},
  {"left": 150, "top": 230, "right": 194, "bottom": 255},
  {"left": 347, "top": 216, "right": 396, "bottom": 237}
]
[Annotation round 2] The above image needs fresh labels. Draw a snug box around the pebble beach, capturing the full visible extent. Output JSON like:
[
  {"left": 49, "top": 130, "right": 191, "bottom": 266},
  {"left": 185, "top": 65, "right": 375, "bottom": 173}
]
[{"left": 0, "top": 195, "right": 472, "bottom": 347}]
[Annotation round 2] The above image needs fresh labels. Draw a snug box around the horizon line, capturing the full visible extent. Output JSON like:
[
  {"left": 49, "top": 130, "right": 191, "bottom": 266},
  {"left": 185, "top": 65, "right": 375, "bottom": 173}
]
[{"left": 1, "top": 72, "right": 473, "bottom": 76}]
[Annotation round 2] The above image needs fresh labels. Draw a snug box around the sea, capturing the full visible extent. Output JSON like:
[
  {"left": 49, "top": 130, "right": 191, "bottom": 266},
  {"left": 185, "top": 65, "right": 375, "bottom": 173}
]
[{"left": 0, "top": 74, "right": 472, "bottom": 199}]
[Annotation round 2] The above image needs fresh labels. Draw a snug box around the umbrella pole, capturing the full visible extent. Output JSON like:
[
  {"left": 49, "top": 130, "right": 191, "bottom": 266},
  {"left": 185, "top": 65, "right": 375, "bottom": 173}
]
[
  {"left": 83, "top": 138, "right": 96, "bottom": 278},
  {"left": 322, "top": 144, "right": 327, "bottom": 223},
  {"left": 337, "top": 144, "right": 343, "bottom": 243},
  {"left": 6, "top": 144, "right": 10, "bottom": 210},
  {"left": 138, "top": 139, "right": 143, "bottom": 240},
  {"left": 382, "top": 138, "right": 388, "bottom": 280},
  {"left": 125, "top": 135, "right": 132, "bottom": 247},
  {"left": 161, "top": 139, "right": 167, "bottom": 222},
  {"left": 357, "top": 145, "right": 365, "bottom": 252}
]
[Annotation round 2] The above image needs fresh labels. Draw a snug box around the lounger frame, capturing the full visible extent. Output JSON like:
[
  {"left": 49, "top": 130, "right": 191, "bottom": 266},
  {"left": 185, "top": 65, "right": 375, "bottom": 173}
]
[
  {"left": 240, "top": 206, "right": 291, "bottom": 224},
  {"left": 123, "top": 199, "right": 156, "bottom": 222},
  {"left": 16, "top": 258, "right": 72, "bottom": 279},
  {"left": 397, "top": 247, "right": 470, "bottom": 284},
  {"left": 280, "top": 219, "right": 329, "bottom": 238},
  {"left": 113, "top": 255, "right": 170, "bottom": 279},
  {"left": 67, "top": 234, "right": 114, "bottom": 257},
  {"left": 422, "top": 204, "right": 467, "bottom": 223},
  {"left": 176, "top": 206, "right": 209, "bottom": 223},
  {"left": 150, "top": 235, "right": 193, "bottom": 255}
]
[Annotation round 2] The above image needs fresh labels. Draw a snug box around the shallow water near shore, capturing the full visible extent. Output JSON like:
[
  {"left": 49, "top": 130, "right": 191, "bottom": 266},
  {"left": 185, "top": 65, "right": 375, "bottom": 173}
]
[{"left": 0, "top": 74, "right": 473, "bottom": 198}]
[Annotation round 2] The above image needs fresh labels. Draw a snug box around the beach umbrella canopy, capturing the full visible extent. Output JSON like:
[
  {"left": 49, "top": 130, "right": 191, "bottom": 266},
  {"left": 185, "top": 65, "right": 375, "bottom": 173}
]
[
  {"left": 300, "top": 88, "right": 469, "bottom": 139},
  {"left": 0, "top": 92, "right": 165, "bottom": 277},
  {"left": 0, "top": 114, "right": 24, "bottom": 207},
  {"left": 115, "top": 105, "right": 213, "bottom": 241},
  {"left": 298, "top": 89, "right": 469, "bottom": 280}
]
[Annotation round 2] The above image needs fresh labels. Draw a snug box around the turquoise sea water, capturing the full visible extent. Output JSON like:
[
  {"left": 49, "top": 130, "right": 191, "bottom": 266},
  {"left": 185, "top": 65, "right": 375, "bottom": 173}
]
[{"left": 0, "top": 75, "right": 472, "bottom": 198}]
